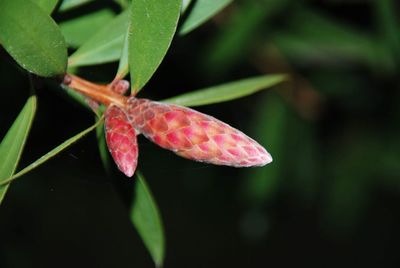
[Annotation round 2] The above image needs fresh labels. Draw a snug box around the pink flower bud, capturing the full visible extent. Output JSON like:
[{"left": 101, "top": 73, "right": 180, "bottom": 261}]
[
  {"left": 109, "top": 79, "right": 130, "bottom": 95},
  {"left": 126, "top": 97, "right": 272, "bottom": 167},
  {"left": 105, "top": 105, "right": 138, "bottom": 177}
]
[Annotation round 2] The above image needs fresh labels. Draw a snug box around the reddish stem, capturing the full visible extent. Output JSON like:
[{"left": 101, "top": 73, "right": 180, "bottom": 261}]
[{"left": 63, "top": 74, "right": 127, "bottom": 107}]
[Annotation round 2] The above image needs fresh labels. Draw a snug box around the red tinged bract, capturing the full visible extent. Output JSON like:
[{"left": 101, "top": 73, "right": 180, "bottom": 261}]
[
  {"left": 104, "top": 105, "right": 138, "bottom": 177},
  {"left": 64, "top": 75, "right": 273, "bottom": 177},
  {"left": 126, "top": 97, "right": 272, "bottom": 167}
]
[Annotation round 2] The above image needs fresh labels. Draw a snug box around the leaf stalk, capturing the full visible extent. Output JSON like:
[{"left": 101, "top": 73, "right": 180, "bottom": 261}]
[{"left": 63, "top": 74, "right": 127, "bottom": 107}]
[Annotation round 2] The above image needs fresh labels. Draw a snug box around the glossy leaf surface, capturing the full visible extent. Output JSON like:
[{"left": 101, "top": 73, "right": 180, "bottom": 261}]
[
  {"left": 180, "top": 0, "right": 232, "bottom": 35},
  {"left": 163, "top": 74, "right": 286, "bottom": 107},
  {"left": 0, "top": 95, "right": 37, "bottom": 204},
  {"left": 68, "top": 11, "right": 129, "bottom": 67},
  {"left": 96, "top": 118, "right": 112, "bottom": 174},
  {"left": 0, "top": 119, "right": 102, "bottom": 187},
  {"left": 181, "top": 0, "right": 192, "bottom": 13},
  {"left": 60, "top": 9, "right": 115, "bottom": 48},
  {"left": 129, "top": 0, "right": 181, "bottom": 92},
  {"left": 33, "top": 0, "right": 59, "bottom": 14},
  {"left": 130, "top": 172, "right": 165, "bottom": 267},
  {"left": 115, "top": 31, "right": 130, "bottom": 80},
  {"left": 0, "top": 0, "right": 67, "bottom": 76},
  {"left": 59, "top": 0, "right": 94, "bottom": 11}
]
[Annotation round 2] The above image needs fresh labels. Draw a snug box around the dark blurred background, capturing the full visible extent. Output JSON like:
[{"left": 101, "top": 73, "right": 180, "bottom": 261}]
[{"left": 1, "top": 0, "right": 400, "bottom": 267}]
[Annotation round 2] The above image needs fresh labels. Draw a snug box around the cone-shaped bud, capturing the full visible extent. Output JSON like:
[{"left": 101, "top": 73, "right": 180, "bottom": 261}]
[
  {"left": 126, "top": 97, "right": 272, "bottom": 167},
  {"left": 105, "top": 105, "right": 138, "bottom": 177}
]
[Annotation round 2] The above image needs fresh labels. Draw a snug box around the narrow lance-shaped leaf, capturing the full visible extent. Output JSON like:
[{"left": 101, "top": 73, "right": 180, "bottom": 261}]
[
  {"left": 0, "top": 0, "right": 68, "bottom": 77},
  {"left": 60, "top": 9, "right": 115, "bottom": 48},
  {"left": 0, "top": 95, "right": 37, "bottom": 205},
  {"left": 113, "top": 0, "right": 130, "bottom": 10},
  {"left": 59, "top": 0, "right": 94, "bottom": 11},
  {"left": 60, "top": 83, "right": 93, "bottom": 112},
  {"left": 180, "top": 0, "right": 232, "bottom": 35},
  {"left": 95, "top": 107, "right": 112, "bottom": 174},
  {"left": 68, "top": 11, "right": 129, "bottom": 67},
  {"left": 129, "top": 0, "right": 181, "bottom": 93},
  {"left": 115, "top": 29, "right": 130, "bottom": 80},
  {"left": 162, "top": 74, "right": 287, "bottom": 107},
  {"left": 96, "top": 122, "right": 112, "bottom": 173},
  {"left": 373, "top": 0, "right": 400, "bottom": 63},
  {"left": 181, "top": 0, "right": 192, "bottom": 13},
  {"left": 0, "top": 119, "right": 103, "bottom": 187},
  {"left": 130, "top": 172, "right": 165, "bottom": 267},
  {"left": 32, "top": 0, "right": 59, "bottom": 14}
]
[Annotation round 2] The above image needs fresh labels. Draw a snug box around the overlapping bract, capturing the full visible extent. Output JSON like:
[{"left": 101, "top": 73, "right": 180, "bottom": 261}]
[
  {"left": 126, "top": 97, "right": 272, "bottom": 168},
  {"left": 105, "top": 105, "right": 138, "bottom": 177},
  {"left": 104, "top": 96, "right": 272, "bottom": 176}
]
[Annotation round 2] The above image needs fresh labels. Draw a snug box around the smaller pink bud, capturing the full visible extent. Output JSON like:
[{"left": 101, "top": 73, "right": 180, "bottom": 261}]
[
  {"left": 109, "top": 79, "right": 130, "bottom": 95},
  {"left": 104, "top": 105, "right": 138, "bottom": 177}
]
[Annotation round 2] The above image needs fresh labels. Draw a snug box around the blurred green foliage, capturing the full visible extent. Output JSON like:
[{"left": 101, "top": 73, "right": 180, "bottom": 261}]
[{"left": 1, "top": 0, "right": 400, "bottom": 267}]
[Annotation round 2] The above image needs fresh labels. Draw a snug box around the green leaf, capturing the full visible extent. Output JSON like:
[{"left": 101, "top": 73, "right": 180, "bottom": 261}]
[
  {"left": 115, "top": 30, "right": 130, "bottom": 80},
  {"left": 179, "top": 0, "right": 232, "bottom": 35},
  {"left": 60, "top": 83, "right": 93, "bottom": 112},
  {"left": 95, "top": 107, "right": 111, "bottom": 173},
  {"left": 32, "top": 0, "right": 59, "bottom": 14},
  {"left": 59, "top": 0, "right": 94, "bottom": 11},
  {"left": 374, "top": 0, "right": 400, "bottom": 62},
  {"left": 129, "top": 0, "right": 181, "bottom": 92},
  {"left": 0, "top": 119, "right": 102, "bottom": 187},
  {"left": 162, "top": 74, "right": 287, "bottom": 107},
  {"left": 0, "top": 0, "right": 68, "bottom": 77},
  {"left": 181, "top": 0, "right": 192, "bottom": 13},
  {"left": 60, "top": 9, "right": 115, "bottom": 48},
  {"left": 130, "top": 172, "right": 165, "bottom": 267},
  {"left": 96, "top": 122, "right": 111, "bottom": 173},
  {"left": 0, "top": 95, "right": 37, "bottom": 205},
  {"left": 68, "top": 11, "right": 129, "bottom": 67},
  {"left": 113, "top": 0, "right": 130, "bottom": 10}
]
